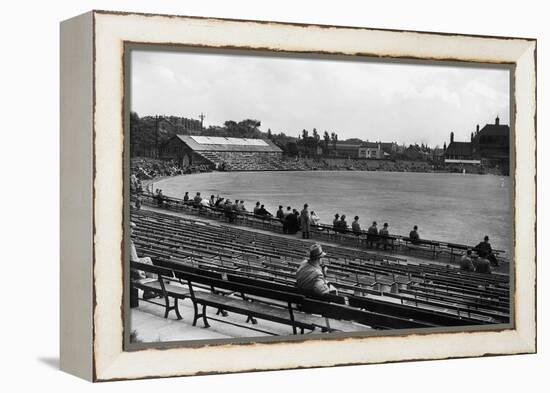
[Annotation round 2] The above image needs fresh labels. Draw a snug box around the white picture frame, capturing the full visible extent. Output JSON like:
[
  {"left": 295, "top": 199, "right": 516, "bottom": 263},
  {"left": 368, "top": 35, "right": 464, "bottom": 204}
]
[{"left": 60, "top": 10, "right": 536, "bottom": 381}]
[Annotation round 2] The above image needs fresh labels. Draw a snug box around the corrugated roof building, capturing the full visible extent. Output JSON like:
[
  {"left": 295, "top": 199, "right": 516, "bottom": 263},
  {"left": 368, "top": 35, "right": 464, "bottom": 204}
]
[{"left": 160, "top": 135, "right": 284, "bottom": 171}]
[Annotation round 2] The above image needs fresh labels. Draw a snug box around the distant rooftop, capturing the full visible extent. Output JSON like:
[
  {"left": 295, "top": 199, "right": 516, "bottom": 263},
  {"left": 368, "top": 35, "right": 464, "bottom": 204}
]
[
  {"left": 190, "top": 136, "right": 269, "bottom": 146},
  {"left": 446, "top": 141, "right": 472, "bottom": 157},
  {"left": 173, "top": 135, "right": 282, "bottom": 153}
]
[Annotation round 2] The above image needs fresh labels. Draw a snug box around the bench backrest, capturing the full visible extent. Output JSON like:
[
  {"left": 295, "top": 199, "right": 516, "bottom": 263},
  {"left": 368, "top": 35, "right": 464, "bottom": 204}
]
[
  {"left": 154, "top": 258, "right": 355, "bottom": 310},
  {"left": 154, "top": 258, "right": 305, "bottom": 304},
  {"left": 347, "top": 295, "right": 481, "bottom": 326},
  {"left": 226, "top": 274, "right": 347, "bottom": 304},
  {"left": 154, "top": 258, "right": 224, "bottom": 280},
  {"left": 301, "top": 298, "right": 433, "bottom": 329},
  {"left": 131, "top": 260, "right": 174, "bottom": 279}
]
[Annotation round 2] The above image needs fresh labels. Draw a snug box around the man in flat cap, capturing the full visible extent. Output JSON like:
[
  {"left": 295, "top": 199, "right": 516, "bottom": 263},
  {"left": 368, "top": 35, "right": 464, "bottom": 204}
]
[{"left": 295, "top": 243, "right": 337, "bottom": 297}]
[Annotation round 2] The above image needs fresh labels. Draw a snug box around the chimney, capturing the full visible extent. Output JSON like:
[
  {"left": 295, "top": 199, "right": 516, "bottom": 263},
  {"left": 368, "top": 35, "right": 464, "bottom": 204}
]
[
  {"left": 471, "top": 132, "right": 474, "bottom": 142},
  {"left": 450, "top": 132, "right": 454, "bottom": 143},
  {"left": 495, "top": 116, "right": 500, "bottom": 125},
  {"left": 476, "top": 124, "right": 480, "bottom": 133}
]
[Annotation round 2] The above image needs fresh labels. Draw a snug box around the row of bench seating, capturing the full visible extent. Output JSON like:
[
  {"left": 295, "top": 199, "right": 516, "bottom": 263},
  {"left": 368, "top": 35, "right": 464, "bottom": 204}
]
[
  {"left": 137, "top": 192, "right": 507, "bottom": 266},
  {"left": 132, "top": 258, "right": 479, "bottom": 335},
  {"left": 132, "top": 208, "right": 509, "bottom": 290},
  {"left": 133, "top": 207, "right": 508, "bottom": 290},
  {"left": 131, "top": 209, "right": 510, "bottom": 325}
]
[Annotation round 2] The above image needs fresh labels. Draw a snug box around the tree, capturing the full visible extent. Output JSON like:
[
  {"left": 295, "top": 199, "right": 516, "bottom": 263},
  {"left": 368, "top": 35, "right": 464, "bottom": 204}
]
[
  {"left": 323, "top": 131, "right": 330, "bottom": 151},
  {"left": 286, "top": 141, "right": 298, "bottom": 156},
  {"left": 302, "top": 129, "right": 309, "bottom": 139},
  {"left": 331, "top": 132, "right": 338, "bottom": 149},
  {"left": 223, "top": 119, "right": 262, "bottom": 138},
  {"left": 129, "top": 112, "right": 140, "bottom": 156},
  {"left": 312, "top": 128, "right": 320, "bottom": 142},
  {"left": 267, "top": 128, "right": 273, "bottom": 140}
]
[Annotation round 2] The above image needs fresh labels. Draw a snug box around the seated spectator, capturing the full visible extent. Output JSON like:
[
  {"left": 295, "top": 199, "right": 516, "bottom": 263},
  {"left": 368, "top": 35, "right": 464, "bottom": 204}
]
[
  {"left": 253, "top": 202, "right": 261, "bottom": 215},
  {"left": 130, "top": 174, "right": 138, "bottom": 190},
  {"left": 295, "top": 244, "right": 337, "bottom": 297},
  {"left": 183, "top": 192, "right": 189, "bottom": 202},
  {"left": 474, "top": 235, "right": 499, "bottom": 267},
  {"left": 351, "top": 216, "right": 361, "bottom": 234},
  {"left": 129, "top": 223, "right": 156, "bottom": 299},
  {"left": 134, "top": 195, "right": 142, "bottom": 211},
  {"left": 332, "top": 214, "right": 340, "bottom": 230},
  {"left": 310, "top": 210, "right": 321, "bottom": 226},
  {"left": 224, "top": 200, "right": 235, "bottom": 222},
  {"left": 379, "top": 223, "right": 390, "bottom": 250},
  {"left": 474, "top": 253, "right": 492, "bottom": 274},
  {"left": 209, "top": 195, "right": 216, "bottom": 207},
  {"left": 193, "top": 192, "right": 202, "bottom": 206},
  {"left": 200, "top": 198, "right": 211, "bottom": 208},
  {"left": 460, "top": 249, "right": 475, "bottom": 272},
  {"left": 367, "top": 221, "right": 378, "bottom": 248},
  {"left": 156, "top": 189, "right": 165, "bottom": 207},
  {"left": 276, "top": 205, "right": 285, "bottom": 220},
  {"left": 214, "top": 195, "right": 224, "bottom": 207},
  {"left": 339, "top": 215, "right": 348, "bottom": 232},
  {"left": 409, "top": 225, "right": 420, "bottom": 244},
  {"left": 238, "top": 200, "right": 246, "bottom": 211},
  {"left": 256, "top": 204, "right": 272, "bottom": 217}
]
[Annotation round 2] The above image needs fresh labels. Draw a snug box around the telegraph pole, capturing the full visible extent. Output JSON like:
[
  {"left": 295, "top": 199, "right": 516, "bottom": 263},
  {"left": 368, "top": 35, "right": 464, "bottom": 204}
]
[
  {"left": 198, "top": 112, "right": 206, "bottom": 131},
  {"left": 155, "top": 115, "right": 159, "bottom": 158}
]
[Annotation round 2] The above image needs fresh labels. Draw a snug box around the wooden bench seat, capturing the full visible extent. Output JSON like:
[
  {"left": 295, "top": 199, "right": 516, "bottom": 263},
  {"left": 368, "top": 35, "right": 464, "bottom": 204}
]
[
  {"left": 190, "top": 289, "right": 367, "bottom": 333},
  {"left": 130, "top": 209, "right": 510, "bottom": 325},
  {"left": 130, "top": 261, "right": 187, "bottom": 320}
]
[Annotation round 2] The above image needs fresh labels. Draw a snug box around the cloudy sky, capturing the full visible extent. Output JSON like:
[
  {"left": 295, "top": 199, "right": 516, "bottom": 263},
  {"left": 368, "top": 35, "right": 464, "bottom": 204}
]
[{"left": 131, "top": 49, "right": 510, "bottom": 147}]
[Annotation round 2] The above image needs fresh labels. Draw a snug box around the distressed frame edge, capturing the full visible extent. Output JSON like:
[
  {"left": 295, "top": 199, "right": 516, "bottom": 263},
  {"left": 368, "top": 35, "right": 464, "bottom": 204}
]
[
  {"left": 59, "top": 11, "right": 95, "bottom": 381},
  {"left": 89, "top": 11, "right": 537, "bottom": 381}
]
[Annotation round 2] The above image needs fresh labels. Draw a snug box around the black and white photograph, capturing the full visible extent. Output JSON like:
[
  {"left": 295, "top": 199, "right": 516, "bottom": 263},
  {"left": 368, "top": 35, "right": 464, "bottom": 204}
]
[
  {"left": 2, "top": 0, "right": 546, "bottom": 386},
  {"left": 126, "top": 46, "right": 512, "bottom": 345}
]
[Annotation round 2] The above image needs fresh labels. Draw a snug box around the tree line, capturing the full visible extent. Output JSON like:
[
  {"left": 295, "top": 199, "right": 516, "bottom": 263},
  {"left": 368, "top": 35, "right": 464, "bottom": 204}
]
[{"left": 129, "top": 112, "right": 340, "bottom": 158}]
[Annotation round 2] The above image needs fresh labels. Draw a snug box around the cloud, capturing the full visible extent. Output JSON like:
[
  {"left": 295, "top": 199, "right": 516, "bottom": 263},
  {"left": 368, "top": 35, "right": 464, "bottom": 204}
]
[{"left": 131, "top": 49, "right": 509, "bottom": 146}]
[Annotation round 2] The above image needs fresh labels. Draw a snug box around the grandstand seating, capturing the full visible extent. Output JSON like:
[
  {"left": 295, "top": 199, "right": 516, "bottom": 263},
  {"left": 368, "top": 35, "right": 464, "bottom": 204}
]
[
  {"left": 192, "top": 150, "right": 441, "bottom": 173},
  {"left": 138, "top": 193, "right": 508, "bottom": 266},
  {"left": 196, "top": 151, "right": 308, "bottom": 171},
  {"left": 130, "top": 208, "right": 510, "bottom": 332}
]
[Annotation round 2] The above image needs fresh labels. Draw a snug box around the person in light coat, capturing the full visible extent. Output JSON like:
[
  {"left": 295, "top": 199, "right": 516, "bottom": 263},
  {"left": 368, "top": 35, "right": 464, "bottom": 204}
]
[{"left": 300, "top": 203, "right": 311, "bottom": 239}]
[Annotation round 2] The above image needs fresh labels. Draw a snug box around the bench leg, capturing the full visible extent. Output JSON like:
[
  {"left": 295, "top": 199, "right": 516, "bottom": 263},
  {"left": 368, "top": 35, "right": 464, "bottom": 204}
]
[
  {"left": 192, "top": 301, "right": 199, "bottom": 326},
  {"left": 201, "top": 304, "right": 210, "bottom": 328},
  {"left": 163, "top": 296, "right": 170, "bottom": 319},
  {"left": 174, "top": 298, "right": 182, "bottom": 320},
  {"left": 216, "top": 308, "right": 228, "bottom": 317},
  {"left": 191, "top": 302, "right": 210, "bottom": 328}
]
